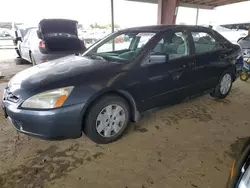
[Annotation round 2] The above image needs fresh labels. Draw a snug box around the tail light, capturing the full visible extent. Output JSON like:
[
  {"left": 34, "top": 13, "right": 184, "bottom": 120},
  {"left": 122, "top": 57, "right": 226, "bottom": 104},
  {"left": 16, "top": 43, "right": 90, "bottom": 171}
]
[
  {"left": 39, "top": 41, "right": 46, "bottom": 48},
  {"left": 41, "top": 58, "right": 47, "bottom": 62}
]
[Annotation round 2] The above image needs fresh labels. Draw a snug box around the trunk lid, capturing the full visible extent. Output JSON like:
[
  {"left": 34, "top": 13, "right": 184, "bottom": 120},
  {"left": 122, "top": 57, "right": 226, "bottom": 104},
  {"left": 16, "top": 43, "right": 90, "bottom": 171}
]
[
  {"left": 37, "top": 19, "right": 84, "bottom": 54},
  {"left": 38, "top": 19, "right": 78, "bottom": 38}
]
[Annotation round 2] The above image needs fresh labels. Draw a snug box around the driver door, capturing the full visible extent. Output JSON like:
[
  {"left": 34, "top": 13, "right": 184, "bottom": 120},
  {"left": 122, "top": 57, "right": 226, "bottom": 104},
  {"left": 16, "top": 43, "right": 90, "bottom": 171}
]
[{"left": 139, "top": 29, "right": 198, "bottom": 111}]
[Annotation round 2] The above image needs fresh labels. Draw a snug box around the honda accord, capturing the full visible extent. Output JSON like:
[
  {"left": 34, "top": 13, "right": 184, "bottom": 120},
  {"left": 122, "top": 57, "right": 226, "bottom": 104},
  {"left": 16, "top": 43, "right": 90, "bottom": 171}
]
[{"left": 2, "top": 25, "right": 242, "bottom": 144}]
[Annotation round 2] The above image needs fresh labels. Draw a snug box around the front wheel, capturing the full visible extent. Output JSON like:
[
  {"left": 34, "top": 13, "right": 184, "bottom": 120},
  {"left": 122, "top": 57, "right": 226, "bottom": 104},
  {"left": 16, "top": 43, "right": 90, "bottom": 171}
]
[
  {"left": 83, "top": 95, "right": 130, "bottom": 144},
  {"left": 210, "top": 71, "right": 233, "bottom": 99}
]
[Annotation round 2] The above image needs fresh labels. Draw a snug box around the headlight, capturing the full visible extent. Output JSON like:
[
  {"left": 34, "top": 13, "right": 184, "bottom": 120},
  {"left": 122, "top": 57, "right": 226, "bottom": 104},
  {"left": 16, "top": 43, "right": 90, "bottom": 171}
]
[
  {"left": 238, "top": 164, "right": 250, "bottom": 188},
  {"left": 21, "top": 86, "right": 74, "bottom": 109}
]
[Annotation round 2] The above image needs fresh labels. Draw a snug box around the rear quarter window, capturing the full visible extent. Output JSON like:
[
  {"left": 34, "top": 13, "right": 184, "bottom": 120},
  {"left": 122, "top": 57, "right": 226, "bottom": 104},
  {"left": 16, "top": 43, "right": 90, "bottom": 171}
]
[{"left": 191, "top": 31, "right": 223, "bottom": 54}]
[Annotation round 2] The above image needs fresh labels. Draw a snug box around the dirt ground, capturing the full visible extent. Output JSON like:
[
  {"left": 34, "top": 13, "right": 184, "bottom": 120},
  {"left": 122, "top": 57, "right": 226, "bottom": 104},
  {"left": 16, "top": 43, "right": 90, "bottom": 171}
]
[{"left": 0, "top": 49, "right": 249, "bottom": 188}]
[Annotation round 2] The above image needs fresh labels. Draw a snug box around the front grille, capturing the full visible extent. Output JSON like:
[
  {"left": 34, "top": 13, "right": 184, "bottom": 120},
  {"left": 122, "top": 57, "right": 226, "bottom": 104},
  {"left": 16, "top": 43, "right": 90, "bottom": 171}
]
[
  {"left": 7, "top": 94, "right": 19, "bottom": 103},
  {"left": 3, "top": 88, "right": 19, "bottom": 103}
]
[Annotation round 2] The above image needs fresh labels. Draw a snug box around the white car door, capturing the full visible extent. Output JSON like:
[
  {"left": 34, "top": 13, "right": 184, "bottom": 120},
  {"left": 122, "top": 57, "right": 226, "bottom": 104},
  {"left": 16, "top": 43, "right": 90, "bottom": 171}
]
[{"left": 20, "top": 30, "right": 32, "bottom": 61}]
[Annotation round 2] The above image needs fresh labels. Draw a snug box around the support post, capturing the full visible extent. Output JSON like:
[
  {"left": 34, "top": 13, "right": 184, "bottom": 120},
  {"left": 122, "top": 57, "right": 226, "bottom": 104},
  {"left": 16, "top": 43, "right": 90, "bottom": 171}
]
[
  {"left": 111, "top": 0, "right": 115, "bottom": 51},
  {"left": 196, "top": 6, "right": 200, "bottom": 25},
  {"left": 157, "top": 0, "right": 179, "bottom": 25}
]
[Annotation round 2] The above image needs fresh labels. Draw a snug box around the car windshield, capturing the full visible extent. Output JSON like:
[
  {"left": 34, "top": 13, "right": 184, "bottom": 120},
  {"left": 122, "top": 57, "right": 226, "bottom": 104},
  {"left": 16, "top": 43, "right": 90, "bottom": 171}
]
[{"left": 83, "top": 31, "right": 156, "bottom": 62}]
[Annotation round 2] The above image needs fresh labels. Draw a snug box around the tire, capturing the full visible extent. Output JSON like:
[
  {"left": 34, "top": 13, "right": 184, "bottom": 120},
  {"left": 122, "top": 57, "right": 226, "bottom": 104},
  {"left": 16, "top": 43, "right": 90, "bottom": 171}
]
[
  {"left": 210, "top": 70, "right": 233, "bottom": 99},
  {"left": 30, "top": 53, "right": 36, "bottom": 66},
  {"left": 240, "top": 72, "right": 249, "bottom": 81},
  {"left": 83, "top": 95, "right": 130, "bottom": 144}
]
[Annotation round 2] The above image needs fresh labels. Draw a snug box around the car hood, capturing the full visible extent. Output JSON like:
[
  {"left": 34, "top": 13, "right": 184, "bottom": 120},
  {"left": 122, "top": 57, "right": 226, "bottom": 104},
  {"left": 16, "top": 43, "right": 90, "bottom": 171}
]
[
  {"left": 38, "top": 19, "right": 78, "bottom": 37},
  {"left": 8, "top": 55, "right": 121, "bottom": 99}
]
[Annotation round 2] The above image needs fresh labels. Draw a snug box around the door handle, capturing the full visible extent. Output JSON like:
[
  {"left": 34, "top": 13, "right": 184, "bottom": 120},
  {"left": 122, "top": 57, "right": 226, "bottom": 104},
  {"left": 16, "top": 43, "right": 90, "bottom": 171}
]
[{"left": 183, "top": 61, "right": 196, "bottom": 68}]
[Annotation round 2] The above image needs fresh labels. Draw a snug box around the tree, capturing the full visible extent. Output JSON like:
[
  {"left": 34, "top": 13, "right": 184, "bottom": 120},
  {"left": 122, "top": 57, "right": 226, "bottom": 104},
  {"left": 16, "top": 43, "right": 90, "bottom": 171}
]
[
  {"left": 89, "top": 23, "right": 120, "bottom": 29},
  {"left": 77, "top": 24, "right": 83, "bottom": 29}
]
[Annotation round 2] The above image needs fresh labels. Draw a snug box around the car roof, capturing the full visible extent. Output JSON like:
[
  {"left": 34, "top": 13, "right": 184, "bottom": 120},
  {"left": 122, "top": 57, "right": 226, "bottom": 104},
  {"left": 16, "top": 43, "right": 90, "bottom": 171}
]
[
  {"left": 29, "top": 28, "right": 38, "bottom": 32},
  {"left": 119, "top": 25, "right": 212, "bottom": 33}
]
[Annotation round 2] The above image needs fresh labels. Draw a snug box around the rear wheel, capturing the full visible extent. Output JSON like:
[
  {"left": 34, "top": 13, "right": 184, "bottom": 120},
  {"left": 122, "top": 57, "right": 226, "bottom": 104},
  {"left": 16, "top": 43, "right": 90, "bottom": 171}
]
[
  {"left": 240, "top": 72, "right": 249, "bottom": 81},
  {"left": 83, "top": 95, "right": 130, "bottom": 144},
  {"left": 210, "top": 71, "right": 233, "bottom": 99}
]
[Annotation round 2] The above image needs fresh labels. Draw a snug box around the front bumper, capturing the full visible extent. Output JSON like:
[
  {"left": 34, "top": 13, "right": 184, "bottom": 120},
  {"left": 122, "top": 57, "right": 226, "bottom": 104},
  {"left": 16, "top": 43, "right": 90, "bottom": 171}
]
[{"left": 2, "top": 100, "right": 86, "bottom": 140}]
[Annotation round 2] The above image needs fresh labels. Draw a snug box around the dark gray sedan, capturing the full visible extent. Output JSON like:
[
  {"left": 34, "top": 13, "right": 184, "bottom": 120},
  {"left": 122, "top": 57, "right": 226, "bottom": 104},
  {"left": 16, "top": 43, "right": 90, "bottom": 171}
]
[{"left": 2, "top": 25, "right": 242, "bottom": 144}]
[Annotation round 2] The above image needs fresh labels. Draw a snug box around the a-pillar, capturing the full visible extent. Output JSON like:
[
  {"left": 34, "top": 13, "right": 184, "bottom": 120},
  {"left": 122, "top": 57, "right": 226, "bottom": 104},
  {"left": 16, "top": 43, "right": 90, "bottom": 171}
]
[{"left": 157, "top": 0, "right": 179, "bottom": 25}]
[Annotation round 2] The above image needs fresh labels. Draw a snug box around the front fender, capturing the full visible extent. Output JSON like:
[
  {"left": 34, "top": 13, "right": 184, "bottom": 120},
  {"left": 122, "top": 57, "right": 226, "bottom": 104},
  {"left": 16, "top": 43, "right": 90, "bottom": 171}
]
[{"left": 77, "top": 87, "right": 140, "bottom": 123}]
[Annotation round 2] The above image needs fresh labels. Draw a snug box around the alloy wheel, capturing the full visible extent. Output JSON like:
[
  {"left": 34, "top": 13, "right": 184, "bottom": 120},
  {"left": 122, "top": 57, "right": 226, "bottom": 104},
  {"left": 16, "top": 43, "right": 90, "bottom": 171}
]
[{"left": 220, "top": 73, "right": 232, "bottom": 95}]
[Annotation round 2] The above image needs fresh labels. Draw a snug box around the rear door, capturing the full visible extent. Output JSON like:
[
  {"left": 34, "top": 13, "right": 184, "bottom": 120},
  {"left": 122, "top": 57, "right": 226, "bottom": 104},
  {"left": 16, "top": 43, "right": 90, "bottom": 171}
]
[
  {"left": 20, "top": 30, "right": 33, "bottom": 61},
  {"left": 189, "top": 29, "right": 231, "bottom": 92}
]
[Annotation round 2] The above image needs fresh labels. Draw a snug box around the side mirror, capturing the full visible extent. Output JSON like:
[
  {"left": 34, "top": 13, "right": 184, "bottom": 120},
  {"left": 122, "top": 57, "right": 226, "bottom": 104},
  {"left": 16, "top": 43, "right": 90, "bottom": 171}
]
[
  {"left": 37, "top": 30, "right": 42, "bottom": 39},
  {"left": 148, "top": 54, "right": 168, "bottom": 65},
  {"left": 226, "top": 138, "right": 250, "bottom": 188}
]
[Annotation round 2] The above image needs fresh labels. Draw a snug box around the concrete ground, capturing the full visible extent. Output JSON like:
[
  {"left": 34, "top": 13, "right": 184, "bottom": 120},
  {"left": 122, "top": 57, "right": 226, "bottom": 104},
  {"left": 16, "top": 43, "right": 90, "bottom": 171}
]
[
  {"left": 0, "top": 49, "right": 31, "bottom": 80},
  {"left": 0, "top": 49, "right": 249, "bottom": 188}
]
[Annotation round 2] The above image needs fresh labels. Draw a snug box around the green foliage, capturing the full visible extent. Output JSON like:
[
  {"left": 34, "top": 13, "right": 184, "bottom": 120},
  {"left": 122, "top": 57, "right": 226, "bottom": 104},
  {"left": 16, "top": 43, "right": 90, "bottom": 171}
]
[{"left": 90, "top": 22, "right": 120, "bottom": 29}]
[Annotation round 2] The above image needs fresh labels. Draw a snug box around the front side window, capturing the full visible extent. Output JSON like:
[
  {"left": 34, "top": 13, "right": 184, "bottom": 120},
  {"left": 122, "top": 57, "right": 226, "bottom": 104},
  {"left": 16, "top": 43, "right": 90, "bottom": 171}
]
[
  {"left": 191, "top": 32, "right": 222, "bottom": 54},
  {"left": 151, "top": 31, "right": 189, "bottom": 60},
  {"left": 84, "top": 31, "right": 156, "bottom": 62}
]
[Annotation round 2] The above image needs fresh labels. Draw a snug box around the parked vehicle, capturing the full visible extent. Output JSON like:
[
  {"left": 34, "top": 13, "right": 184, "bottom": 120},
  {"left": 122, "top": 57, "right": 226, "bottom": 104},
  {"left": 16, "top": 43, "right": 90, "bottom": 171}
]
[
  {"left": 12, "top": 24, "right": 36, "bottom": 57},
  {"left": 238, "top": 35, "right": 250, "bottom": 54},
  {"left": 2, "top": 25, "right": 242, "bottom": 144},
  {"left": 214, "top": 22, "right": 249, "bottom": 44},
  {"left": 19, "top": 19, "right": 86, "bottom": 65},
  {"left": 240, "top": 55, "right": 250, "bottom": 81},
  {"left": 226, "top": 138, "right": 250, "bottom": 188}
]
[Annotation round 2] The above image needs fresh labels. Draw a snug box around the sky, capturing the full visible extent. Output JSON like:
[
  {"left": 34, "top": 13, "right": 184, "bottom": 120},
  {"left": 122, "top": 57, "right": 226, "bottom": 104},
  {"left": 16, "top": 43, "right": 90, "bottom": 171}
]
[{"left": 1, "top": 0, "right": 250, "bottom": 28}]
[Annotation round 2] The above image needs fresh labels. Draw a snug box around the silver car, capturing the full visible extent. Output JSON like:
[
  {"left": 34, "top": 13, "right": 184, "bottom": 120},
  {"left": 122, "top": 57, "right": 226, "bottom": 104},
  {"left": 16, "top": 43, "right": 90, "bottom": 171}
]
[
  {"left": 238, "top": 35, "right": 250, "bottom": 56},
  {"left": 19, "top": 19, "right": 86, "bottom": 65}
]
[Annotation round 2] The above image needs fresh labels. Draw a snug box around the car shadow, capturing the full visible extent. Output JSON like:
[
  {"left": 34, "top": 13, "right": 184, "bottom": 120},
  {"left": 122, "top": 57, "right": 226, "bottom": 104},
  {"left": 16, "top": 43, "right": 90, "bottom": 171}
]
[{"left": 14, "top": 58, "right": 31, "bottom": 65}]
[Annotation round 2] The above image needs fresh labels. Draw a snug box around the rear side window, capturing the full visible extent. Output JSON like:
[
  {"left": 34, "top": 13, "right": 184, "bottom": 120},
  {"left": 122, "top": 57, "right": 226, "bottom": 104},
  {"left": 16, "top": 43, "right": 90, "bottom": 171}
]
[
  {"left": 23, "top": 30, "right": 31, "bottom": 43},
  {"left": 191, "top": 32, "right": 222, "bottom": 54},
  {"left": 29, "top": 31, "right": 35, "bottom": 40}
]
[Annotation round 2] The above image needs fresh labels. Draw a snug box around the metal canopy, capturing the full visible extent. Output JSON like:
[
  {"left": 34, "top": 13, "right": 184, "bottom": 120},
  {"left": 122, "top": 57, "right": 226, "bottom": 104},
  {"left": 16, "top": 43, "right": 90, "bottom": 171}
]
[
  {"left": 181, "top": 0, "right": 246, "bottom": 8},
  {"left": 126, "top": 0, "right": 247, "bottom": 8}
]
